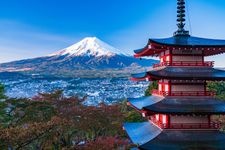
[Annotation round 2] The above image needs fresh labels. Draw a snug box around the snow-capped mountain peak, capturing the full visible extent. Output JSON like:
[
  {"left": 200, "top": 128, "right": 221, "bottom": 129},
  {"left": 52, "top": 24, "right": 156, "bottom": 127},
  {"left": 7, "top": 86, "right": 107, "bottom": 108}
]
[
  {"left": 0, "top": 36, "right": 158, "bottom": 74},
  {"left": 50, "top": 37, "right": 129, "bottom": 57}
]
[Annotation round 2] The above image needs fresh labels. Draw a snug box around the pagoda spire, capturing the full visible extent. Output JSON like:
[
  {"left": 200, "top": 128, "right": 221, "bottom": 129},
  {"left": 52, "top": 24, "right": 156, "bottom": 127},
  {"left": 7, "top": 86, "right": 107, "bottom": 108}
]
[{"left": 174, "top": 0, "right": 189, "bottom": 36}]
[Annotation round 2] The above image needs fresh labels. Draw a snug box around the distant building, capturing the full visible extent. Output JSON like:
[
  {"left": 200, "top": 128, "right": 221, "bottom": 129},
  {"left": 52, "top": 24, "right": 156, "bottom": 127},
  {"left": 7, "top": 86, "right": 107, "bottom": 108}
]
[{"left": 124, "top": 0, "right": 225, "bottom": 149}]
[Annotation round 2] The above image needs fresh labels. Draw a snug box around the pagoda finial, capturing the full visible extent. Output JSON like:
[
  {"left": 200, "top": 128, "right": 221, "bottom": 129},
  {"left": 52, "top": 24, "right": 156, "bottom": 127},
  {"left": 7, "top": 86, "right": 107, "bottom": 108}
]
[{"left": 174, "top": 0, "right": 189, "bottom": 36}]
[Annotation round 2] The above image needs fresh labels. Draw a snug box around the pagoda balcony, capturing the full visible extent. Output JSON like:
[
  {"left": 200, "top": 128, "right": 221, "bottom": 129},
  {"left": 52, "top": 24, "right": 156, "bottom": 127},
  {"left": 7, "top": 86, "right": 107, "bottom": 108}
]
[
  {"left": 153, "top": 61, "right": 214, "bottom": 68},
  {"left": 152, "top": 90, "right": 215, "bottom": 97},
  {"left": 152, "top": 121, "right": 221, "bottom": 130}
]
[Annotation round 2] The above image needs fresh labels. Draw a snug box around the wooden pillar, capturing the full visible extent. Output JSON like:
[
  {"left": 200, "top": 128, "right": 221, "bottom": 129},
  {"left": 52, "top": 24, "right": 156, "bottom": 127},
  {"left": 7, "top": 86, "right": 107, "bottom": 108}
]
[
  {"left": 204, "top": 81, "right": 207, "bottom": 95},
  {"left": 168, "top": 80, "right": 172, "bottom": 96},
  {"left": 208, "top": 115, "right": 211, "bottom": 128},
  {"left": 168, "top": 115, "right": 171, "bottom": 128},
  {"left": 170, "top": 49, "right": 173, "bottom": 65},
  {"left": 202, "top": 49, "right": 205, "bottom": 63}
]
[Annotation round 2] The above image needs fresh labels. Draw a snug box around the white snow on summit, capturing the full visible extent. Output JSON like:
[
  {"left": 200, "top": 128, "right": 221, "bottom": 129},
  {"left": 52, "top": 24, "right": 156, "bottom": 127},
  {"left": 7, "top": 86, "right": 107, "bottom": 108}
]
[{"left": 50, "top": 37, "right": 129, "bottom": 57}]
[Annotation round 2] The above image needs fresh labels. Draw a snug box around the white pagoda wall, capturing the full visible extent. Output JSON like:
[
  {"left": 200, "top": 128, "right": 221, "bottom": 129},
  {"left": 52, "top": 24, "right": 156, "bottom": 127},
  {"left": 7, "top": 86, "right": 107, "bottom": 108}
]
[
  {"left": 170, "top": 115, "right": 208, "bottom": 124},
  {"left": 172, "top": 49, "right": 203, "bottom": 55},
  {"left": 172, "top": 56, "right": 203, "bottom": 62},
  {"left": 160, "top": 50, "right": 171, "bottom": 62},
  {"left": 171, "top": 85, "right": 205, "bottom": 92}
]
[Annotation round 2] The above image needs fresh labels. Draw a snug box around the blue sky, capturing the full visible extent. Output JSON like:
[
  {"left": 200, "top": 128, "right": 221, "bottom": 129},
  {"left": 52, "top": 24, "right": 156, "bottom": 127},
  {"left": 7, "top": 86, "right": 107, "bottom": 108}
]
[{"left": 1, "top": 0, "right": 225, "bottom": 66}]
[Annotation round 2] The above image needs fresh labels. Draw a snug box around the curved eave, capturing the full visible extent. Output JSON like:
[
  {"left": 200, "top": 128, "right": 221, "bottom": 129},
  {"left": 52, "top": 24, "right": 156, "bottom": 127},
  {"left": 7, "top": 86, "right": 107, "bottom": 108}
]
[
  {"left": 130, "top": 72, "right": 149, "bottom": 81},
  {"left": 134, "top": 36, "right": 225, "bottom": 58},
  {"left": 123, "top": 122, "right": 162, "bottom": 146},
  {"left": 127, "top": 96, "right": 164, "bottom": 110},
  {"left": 124, "top": 121, "right": 225, "bottom": 149},
  {"left": 151, "top": 36, "right": 225, "bottom": 47},
  {"left": 143, "top": 108, "right": 225, "bottom": 115},
  {"left": 143, "top": 97, "right": 225, "bottom": 115},
  {"left": 131, "top": 72, "right": 158, "bottom": 81},
  {"left": 134, "top": 48, "right": 163, "bottom": 58},
  {"left": 140, "top": 130, "right": 225, "bottom": 150},
  {"left": 147, "top": 67, "right": 225, "bottom": 81},
  {"left": 134, "top": 39, "right": 165, "bottom": 58},
  {"left": 130, "top": 76, "right": 150, "bottom": 82}
]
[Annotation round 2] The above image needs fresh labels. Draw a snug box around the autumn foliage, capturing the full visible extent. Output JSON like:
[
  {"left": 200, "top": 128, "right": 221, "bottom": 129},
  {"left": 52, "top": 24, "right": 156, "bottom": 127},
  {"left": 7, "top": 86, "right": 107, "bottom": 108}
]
[{"left": 0, "top": 90, "right": 133, "bottom": 149}]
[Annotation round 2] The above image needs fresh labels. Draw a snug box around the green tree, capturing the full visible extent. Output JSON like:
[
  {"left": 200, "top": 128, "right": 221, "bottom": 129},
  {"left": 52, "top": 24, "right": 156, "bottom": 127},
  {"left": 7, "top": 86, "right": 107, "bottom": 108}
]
[
  {"left": 207, "top": 81, "right": 225, "bottom": 100},
  {"left": 145, "top": 81, "right": 158, "bottom": 96},
  {"left": 0, "top": 84, "right": 6, "bottom": 99}
]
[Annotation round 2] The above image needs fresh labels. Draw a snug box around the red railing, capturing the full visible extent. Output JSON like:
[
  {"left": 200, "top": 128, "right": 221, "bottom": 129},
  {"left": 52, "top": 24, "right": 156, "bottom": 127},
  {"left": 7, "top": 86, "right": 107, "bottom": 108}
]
[
  {"left": 152, "top": 121, "right": 221, "bottom": 129},
  {"left": 153, "top": 61, "right": 214, "bottom": 68},
  {"left": 152, "top": 89, "right": 215, "bottom": 97}
]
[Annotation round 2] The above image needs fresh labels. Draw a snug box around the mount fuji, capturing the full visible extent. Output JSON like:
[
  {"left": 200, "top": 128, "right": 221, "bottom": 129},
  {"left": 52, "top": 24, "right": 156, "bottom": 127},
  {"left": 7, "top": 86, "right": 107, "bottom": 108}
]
[
  {"left": 0, "top": 37, "right": 158, "bottom": 77},
  {"left": 50, "top": 37, "right": 128, "bottom": 57}
]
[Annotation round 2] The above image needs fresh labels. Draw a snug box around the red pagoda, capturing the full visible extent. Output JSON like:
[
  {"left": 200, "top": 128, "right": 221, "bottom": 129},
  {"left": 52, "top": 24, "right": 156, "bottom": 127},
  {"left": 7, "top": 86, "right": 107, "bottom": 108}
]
[{"left": 124, "top": 0, "right": 225, "bottom": 149}]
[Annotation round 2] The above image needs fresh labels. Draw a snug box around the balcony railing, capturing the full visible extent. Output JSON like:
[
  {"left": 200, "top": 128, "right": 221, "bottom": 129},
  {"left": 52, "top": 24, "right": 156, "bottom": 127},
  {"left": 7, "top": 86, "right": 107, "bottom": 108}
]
[
  {"left": 152, "top": 90, "right": 215, "bottom": 97},
  {"left": 153, "top": 61, "right": 214, "bottom": 68},
  {"left": 152, "top": 121, "right": 221, "bottom": 129}
]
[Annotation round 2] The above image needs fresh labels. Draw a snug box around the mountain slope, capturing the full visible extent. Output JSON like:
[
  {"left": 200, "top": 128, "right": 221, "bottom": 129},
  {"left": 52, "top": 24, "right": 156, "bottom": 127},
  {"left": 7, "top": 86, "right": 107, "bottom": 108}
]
[{"left": 0, "top": 37, "right": 158, "bottom": 77}]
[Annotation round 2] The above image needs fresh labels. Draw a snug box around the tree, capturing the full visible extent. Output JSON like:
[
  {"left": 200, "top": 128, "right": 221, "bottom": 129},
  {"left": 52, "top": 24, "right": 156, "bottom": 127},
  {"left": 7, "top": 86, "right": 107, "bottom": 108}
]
[
  {"left": 0, "top": 91, "right": 131, "bottom": 149},
  {"left": 34, "top": 90, "right": 64, "bottom": 102},
  {"left": 145, "top": 81, "right": 158, "bottom": 96},
  {"left": 78, "top": 136, "right": 130, "bottom": 150},
  {"left": 207, "top": 81, "right": 225, "bottom": 100},
  {"left": 0, "top": 84, "right": 6, "bottom": 99}
]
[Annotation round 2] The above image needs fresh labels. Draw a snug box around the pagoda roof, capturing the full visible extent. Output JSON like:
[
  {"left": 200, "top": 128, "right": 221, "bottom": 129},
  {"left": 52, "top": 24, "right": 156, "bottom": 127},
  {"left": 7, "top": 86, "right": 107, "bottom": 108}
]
[
  {"left": 128, "top": 96, "right": 163, "bottom": 110},
  {"left": 134, "top": 35, "right": 225, "bottom": 57},
  {"left": 123, "top": 122, "right": 161, "bottom": 145},
  {"left": 140, "top": 129, "right": 225, "bottom": 150},
  {"left": 151, "top": 35, "right": 225, "bottom": 47},
  {"left": 131, "top": 72, "right": 149, "bottom": 81},
  {"left": 124, "top": 122, "right": 225, "bottom": 150},
  {"left": 128, "top": 96, "right": 225, "bottom": 115},
  {"left": 131, "top": 67, "right": 225, "bottom": 81}
]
